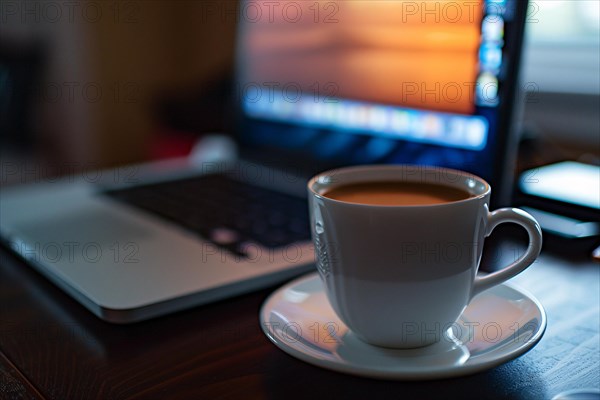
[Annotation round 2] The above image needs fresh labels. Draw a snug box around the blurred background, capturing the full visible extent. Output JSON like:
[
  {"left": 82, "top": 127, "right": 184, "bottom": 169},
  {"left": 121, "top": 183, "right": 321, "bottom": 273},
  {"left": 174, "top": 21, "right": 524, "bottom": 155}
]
[
  {"left": 1, "top": 0, "right": 238, "bottom": 174},
  {"left": 1, "top": 0, "right": 598, "bottom": 180}
]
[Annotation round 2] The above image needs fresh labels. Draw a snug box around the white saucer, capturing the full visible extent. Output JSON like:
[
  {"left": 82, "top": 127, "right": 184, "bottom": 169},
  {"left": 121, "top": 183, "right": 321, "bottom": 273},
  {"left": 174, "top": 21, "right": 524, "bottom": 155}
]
[{"left": 260, "top": 273, "right": 546, "bottom": 380}]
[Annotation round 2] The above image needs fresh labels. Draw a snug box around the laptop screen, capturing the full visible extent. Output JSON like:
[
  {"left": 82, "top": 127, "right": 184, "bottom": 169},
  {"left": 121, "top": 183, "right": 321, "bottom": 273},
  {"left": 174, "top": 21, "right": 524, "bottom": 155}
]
[{"left": 236, "top": 0, "right": 527, "bottom": 197}]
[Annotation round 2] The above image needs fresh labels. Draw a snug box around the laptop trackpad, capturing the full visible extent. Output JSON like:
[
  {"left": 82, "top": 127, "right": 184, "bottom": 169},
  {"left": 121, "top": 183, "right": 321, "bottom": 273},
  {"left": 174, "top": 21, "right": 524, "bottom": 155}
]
[{"left": 14, "top": 206, "right": 152, "bottom": 246}]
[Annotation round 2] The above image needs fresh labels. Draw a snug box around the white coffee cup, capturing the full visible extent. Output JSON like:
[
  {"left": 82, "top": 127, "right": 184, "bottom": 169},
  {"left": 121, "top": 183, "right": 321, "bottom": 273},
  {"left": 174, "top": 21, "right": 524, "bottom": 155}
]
[{"left": 307, "top": 165, "right": 542, "bottom": 349}]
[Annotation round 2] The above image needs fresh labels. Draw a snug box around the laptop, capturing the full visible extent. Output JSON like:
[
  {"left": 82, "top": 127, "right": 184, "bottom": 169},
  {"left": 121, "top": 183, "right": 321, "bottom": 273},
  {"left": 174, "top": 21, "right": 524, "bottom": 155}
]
[{"left": 0, "top": 0, "right": 529, "bottom": 323}]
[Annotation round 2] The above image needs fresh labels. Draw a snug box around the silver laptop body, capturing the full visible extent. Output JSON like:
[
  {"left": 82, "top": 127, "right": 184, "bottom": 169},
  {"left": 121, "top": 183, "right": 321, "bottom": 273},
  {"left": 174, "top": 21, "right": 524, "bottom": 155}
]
[{"left": 0, "top": 149, "right": 315, "bottom": 323}]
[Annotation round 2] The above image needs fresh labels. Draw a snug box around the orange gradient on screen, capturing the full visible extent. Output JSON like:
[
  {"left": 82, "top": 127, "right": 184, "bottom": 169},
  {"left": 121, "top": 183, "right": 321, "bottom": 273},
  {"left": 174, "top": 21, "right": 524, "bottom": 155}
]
[{"left": 243, "top": 0, "right": 483, "bottom": 114}]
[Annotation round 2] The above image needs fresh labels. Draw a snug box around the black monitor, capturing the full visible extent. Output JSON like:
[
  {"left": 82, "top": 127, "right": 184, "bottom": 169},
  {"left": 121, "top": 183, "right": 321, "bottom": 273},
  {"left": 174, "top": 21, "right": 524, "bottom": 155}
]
[{"left": 235, "top": 0, "right": 528, "bottom": 206}]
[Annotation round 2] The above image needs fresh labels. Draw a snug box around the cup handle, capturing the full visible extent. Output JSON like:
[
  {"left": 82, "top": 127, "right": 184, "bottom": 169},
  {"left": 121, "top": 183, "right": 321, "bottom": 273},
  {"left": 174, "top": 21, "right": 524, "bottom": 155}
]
[{"left": 471, "top": 208, "right": 543, "bottom": 299}]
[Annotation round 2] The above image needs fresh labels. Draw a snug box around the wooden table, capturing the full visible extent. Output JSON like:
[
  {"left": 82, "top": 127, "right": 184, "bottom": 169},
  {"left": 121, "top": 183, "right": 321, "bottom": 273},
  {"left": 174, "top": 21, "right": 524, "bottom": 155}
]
[{"left": 1, "top": 238, "right": 599, "bottom": 399}]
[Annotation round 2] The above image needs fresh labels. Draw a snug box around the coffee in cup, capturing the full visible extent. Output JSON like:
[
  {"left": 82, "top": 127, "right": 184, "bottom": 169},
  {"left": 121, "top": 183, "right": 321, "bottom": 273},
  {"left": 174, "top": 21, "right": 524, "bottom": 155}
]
[{"left": 322, "top": 181, "right": 472, "bottom": 205}]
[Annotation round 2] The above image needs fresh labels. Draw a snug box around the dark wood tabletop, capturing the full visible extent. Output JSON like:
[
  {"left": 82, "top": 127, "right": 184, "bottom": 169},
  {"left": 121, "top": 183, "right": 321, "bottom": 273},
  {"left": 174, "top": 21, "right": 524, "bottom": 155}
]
[{"left": 1, "top": 236, "right": 599, "bottom": 400}]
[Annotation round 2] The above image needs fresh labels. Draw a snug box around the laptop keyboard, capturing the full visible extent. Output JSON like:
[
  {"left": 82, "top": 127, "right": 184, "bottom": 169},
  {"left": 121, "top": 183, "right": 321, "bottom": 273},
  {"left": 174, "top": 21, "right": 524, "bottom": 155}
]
[{"left": 105, "top": 174, "right": 311, "bottom": 257}]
